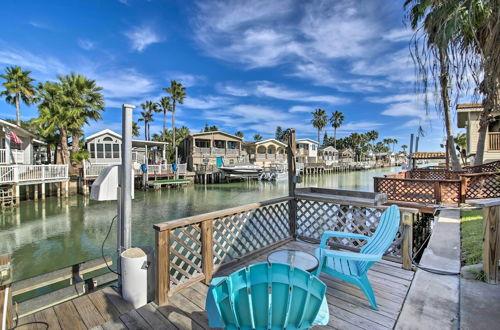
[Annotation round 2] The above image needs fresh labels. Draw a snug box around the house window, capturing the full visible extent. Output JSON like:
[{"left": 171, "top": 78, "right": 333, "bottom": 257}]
[
  {"left": 96, "top": 144, "right": 103, "bottom": 158},
  {"left": 103, "top": 137, "right": 113, "bottom": 142},
  {"left": 90, "top": 144, "right": 95, "bottom": 158},
  {"left": 105, "top": 144, "right": 112, "bottom": 158},
  {"left": 214, "top": 140, "right": 225, "bottom": 148},
  {"left": 113, "top": 144, "right": 120, "bottom": 158}
]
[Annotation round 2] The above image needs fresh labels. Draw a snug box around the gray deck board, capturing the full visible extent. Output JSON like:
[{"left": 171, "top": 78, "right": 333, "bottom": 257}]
[{"left": 17, "top": 240, "right": 414, "bottom": 329}]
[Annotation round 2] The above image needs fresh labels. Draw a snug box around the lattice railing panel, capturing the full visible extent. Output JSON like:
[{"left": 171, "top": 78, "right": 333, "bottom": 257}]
[
  {"left": 169, "top": 224, "right": 203, "bottom": 286},
  {"left": 212, "top": 201, "right": 290, "bottom": 266},
  {"left": 464, "top": 160, "right": 500, "bottom": 174},
  {"left": 296, "top": 199, "right": 403, "bottom": 259},
  {"left": 376, "top": 178, "right": 436, "bottom": 204},
  {"left": 409, "top": 169, "right": 462, "bottom": 180},
  {"left": 465, "top": 173, "right": 500, "bottom": 199},
  {"left": 440, "top": 181, "right": 461, "bottom": 204}
]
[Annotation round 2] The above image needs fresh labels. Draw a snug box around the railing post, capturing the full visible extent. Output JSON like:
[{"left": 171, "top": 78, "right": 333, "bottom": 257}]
[
  {"left": 287, "top": 129, "right": 297, "bottom": 238},
  {"left": 373, "top": 177, "right": 379, "bottom": 193},
  {"left": 155, "top": 229, "right": 170, "bottom": 305},
  {"left": 12, "top": 166, "right": 19, "bottom": 183},
  {"left": 434, "top": 181, "right": 441, "bottom": 204},
  {"left": 201, "top": 220, "right": 214, "bottom": 285},
  {"left": 401, "top": 212, "right": 414, "bottom": 270},
  {"left": 0, "top": 254, "right": 13, "bottom": 329},
  {"left": 460, "top": 176, "right": 467, "bottom": 203},
  {"left": 41, "top": 165, "right": 45, "bottom": 181},
  {"left": 483, "top": 205, "right": 500, "bottom": 284}
]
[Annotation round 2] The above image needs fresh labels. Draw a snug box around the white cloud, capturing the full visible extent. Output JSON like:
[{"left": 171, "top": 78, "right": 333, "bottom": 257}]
[
  {"left": 215, "top": 83, "right": 250, "bottom": 97},
  {"left": 0, "top": 45, "right": 67, "bottom": 79},
  {"left": 77, "top": 39, "right": 95, "bottom": 51},
  {"left": 183, "top": 95, "right": 233, "bottom": 109},
  {"left": 289, "top": 105, "right": 312, "bottom": 113},
  {"left": 350, "top": 48, "right": 415, "bottom": 83},
  {"left": 383, "top": 28, "right": 414, "bottom": 42},
  {"left": 124, "top": 25, "right": 163, "bottom": 52},
  {"left": 165, "top": 72, "right": 205, "bottom": 87}
]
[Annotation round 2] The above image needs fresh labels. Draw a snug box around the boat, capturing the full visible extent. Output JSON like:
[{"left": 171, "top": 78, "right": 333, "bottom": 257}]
[
  {"left": 259, "top": 163, "right": 288, "bottom": 181},
  {"left": 220, "top": 163, "right": 263, "bottom": 179}
]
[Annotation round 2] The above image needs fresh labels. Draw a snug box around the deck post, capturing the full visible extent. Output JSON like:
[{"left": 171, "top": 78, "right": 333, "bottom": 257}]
[
  {"left": 460, "top": 176, "right": 467, "bottom": 203},
  {"left": 64, "top": 181, "right": 69, "bottom": 198},
  {"left": 41, "top": 183, "right": 46, "bottom": 200},
  {"left": 155, "top": 229, "right": 170, "bottom": 305},
  {"left": 287, "top": 128, "right": 297, "bottom": 238},
  {"left": 434, "top": 181, "right": 441, "bottom": 204},
  {"left": 401, "top": 212, "right": 414, "bottom": 270},
  {"left": 0, "top": 254, "right": 13, "bottom": 329},
  {"left": 201, "top": 220, "right": 214, "bottom": 285},
  {"left": 13, "top": 184, "right": 19, "bottom": 205},
  {"left": 483, "top": 205, "right": 500, "bottom": 284}
]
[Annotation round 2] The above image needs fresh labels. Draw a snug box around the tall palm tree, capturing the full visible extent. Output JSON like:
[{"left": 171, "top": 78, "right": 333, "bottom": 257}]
[
  {"left": 329, "top": 110, "right": 344, "bottom": 149},
  {"left": 404, "top": 0, "right": 479, "bottom": 170},
  {"left": 132, "top": 121, "right": 140, "bottom": 137},
  {"left": 58, "top": 73, "right": 105, "bottom": 157},
  {"left": 235, "top": 131, "right": 244, "bottom": 138},
  {"left": 311, "top": 109, "right": 328, "bottom": 144},
  {"left": 156, "top": 96, "right": 172, "bottom": 132},
  {"left": 0, "top": 66, "right": 36, "bottom": 125},
  {"left": 253, "top": 134, "right": 263, "bottom": 142},
  {"left": 35, "top": 81, "right": 71, "bottom": 165},
  {"left": 164, "top": 80, "right": 186, "bottom": 165},
  {"left": 138, "top": 101, "right": 158, "bottom": 141},
  {"left": 365, "top": 130, "right": 379, "bottom": 157},
  {"left": 401, "top": 144, "right": 408, "bottom": 154}
]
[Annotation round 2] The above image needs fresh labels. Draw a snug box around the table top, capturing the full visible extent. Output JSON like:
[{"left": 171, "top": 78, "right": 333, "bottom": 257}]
[{"left": 267, "top": 249, "right": 319, "bottom": 272}]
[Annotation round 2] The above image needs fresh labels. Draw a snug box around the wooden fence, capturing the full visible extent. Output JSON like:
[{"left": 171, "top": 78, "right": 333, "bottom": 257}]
[{"left": 153, "top": 192, "right": 419, "bottom": 305}]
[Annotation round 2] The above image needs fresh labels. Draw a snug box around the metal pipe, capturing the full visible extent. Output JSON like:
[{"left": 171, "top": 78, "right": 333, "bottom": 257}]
[{"left": 121, "top": 104, "right": 135, "bottom": 250}]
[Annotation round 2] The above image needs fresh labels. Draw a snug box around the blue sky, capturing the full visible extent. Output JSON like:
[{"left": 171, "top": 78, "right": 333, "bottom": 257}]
[{"left": 0, "top": 0, "right": 470, "bottom": 151}]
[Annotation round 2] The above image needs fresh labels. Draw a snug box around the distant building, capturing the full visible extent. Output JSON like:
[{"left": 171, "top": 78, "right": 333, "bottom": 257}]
[
  {"left": 296, "top": 138, "right": 319, "bottom": 163},
  {"left": 179, "top": 131, "right": 243, "bottom": 171},
  {"left": 0, "top": 119, "right": 46, "bottom": 164},
  {"left": 244, "top": 139, "right": 287, "bottom": 166},
  {"left": 339, "top": 149, "right": 354, "bottom": 163},
  {"left": 319, "top": 146, "right": 338, "bottom": 165},
  {"left": 84, "top": 129, "right": 167, "bottom": 165},
  {"left": 457, "top": 103, "right": 500, "bottom": 162}
]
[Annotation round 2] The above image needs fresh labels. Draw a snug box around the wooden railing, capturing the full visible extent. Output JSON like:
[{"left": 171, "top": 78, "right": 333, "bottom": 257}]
[
  {"left": 0, "top": 165, "right": 68, "bottom": 184},
  {"left": 462, "top": 172, "right": 500, "bottom": 199},
  {"left": 463, "top": 160, "right": 500, "bottom": 173},
  {"left": 374, "top": 177, "right": 464, "bottom": 205},
  {"left": 153, "top": 190, "right": 419, "bottom": 305},
  {"left": 488, "top": 132, "right": 500, "bottom": 151},
  {"left": 408, "top": 168, "right": 463, "bottom": 180}
]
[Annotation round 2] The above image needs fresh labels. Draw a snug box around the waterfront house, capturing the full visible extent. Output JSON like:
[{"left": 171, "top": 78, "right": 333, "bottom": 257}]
[
  {"left": 319, "top": 146, "right": 338, "bottom": 165},
  {"left": 0, "top": 119, "right": 46, "bottom": 164},
  {"left": 457, "top": 103, "right": 500, "bottom": 162},
  {"left": 296, "top": 138, "right": 319, "bottom": 163},
  {"left": 244, "top": 139, "right": 287, "bottom": 166},
  {"left": 179, "top": 131, "right": 243, "bottom": 171},
  {"left": 339, "top": 149, "right": 354, "bottom": 163}
]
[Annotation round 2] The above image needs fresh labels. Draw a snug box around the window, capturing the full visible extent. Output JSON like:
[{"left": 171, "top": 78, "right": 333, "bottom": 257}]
[
  {"left": 90, "top": 144, "right": 95, "bottom": 158},
  {"left": 103, "top": 137, "right": 113, "bottom": 142},
  {"left": 96, "top": 144, "right": 103, "bottom": 158},
  {"left": 312, "top": 145, "right": 316, "bottom": 151},
  {"left": 214, "top": 140, "right": 225, "bottom": 148},
  {"left": 105, "top": 144, "right": 112, "bottom": 158},
  {"left": 113, "top": 144, "right": 120, "bottom": 158}
]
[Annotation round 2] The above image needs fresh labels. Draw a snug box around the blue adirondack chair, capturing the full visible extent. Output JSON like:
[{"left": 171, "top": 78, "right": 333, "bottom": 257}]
[
  {"left": 313, "top": 205, "right": 400, "bottom": 310},
  {"left": 206, "top": 262, "right": 330, "bottom": 329}
]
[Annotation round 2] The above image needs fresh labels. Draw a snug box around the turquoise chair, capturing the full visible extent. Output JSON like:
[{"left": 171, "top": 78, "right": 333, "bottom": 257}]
[
  {"left": 206, "top": 262, "right": 329, "bottom": 329},
  {"left": 314, "top": 205, "right": 400, "bottom": 310}
]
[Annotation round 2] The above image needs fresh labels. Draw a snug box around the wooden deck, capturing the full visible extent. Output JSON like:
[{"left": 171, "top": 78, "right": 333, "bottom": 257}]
[{"left": 17, "top": 240, "right": 414, "bottom": 330}]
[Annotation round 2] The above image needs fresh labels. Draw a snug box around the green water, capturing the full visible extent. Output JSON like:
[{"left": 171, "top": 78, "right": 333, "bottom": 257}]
[{"left": 0, "top": 166, "right": 399, "bottom": 281}]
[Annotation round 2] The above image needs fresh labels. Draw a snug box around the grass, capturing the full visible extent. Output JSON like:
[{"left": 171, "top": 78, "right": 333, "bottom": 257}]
[{"left": 460, "top": 209, "right": 483, "bottom": 266}]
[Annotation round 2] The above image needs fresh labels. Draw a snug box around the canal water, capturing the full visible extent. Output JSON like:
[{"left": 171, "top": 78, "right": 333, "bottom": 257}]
[{"left": 0, "top": 166, "right": 399, "bottom": 281}]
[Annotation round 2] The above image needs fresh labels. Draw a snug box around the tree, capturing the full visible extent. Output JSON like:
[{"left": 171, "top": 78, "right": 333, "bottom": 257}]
[
  {"left": 35, "top": 81, "right": 71, "bottom": 164},
  {"left": 235, "top": 131, "right": 244, "bottom": 138},
  {"left": 156, "top": 96, "right": 172, "bottom": 132},
  {"left": 164, "top": 80, "right": 186, "bottom": 164},
  {"left": 138, "top": 100, "right": 158, "bottom": 141},
  {"left": 204, "top": 124, "right": 218, "bottom": 132},
  {"left": 329, "top": 110, "right": 344, "bottom": 149},
  {"left": 132, "top": 121, "right": 140, "bottom": 137},
  {"left": 152, "top": 126, "right": 191, "bottom": 162},
  {"left": 58, "top": 73, "right": 105, "bottom": 157},
  {"left": 253, "top": 134, "right": 263, "bottom": 142},
  {"left": 275, "top": 126, "right": 285, "bottom": 142},
  {"left": 323, "top": 132, "right": 329, "bottom": 147},
  {"left": 401, "top": 144, "right": 408, "bottom": 154},
  {"left": 404, "top": 0, "right": 463, "bottom": 171},
  {"left": 311, "top": 108, "right": 328, "bottom": 144},
  {"left": 365, "top": 130, "right": 379, "bottom": 157},
  {"left": 0, "top": 66, "right": 36, "bottom": 125}
]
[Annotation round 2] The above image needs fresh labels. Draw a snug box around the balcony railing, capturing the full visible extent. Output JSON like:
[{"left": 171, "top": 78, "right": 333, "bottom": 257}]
[
  {"left": 84, "top": 162, "right": 188, "bottom": 178},
  {"left": 0, "top": 165, "right": 68, "bottom": 184},
  {"left": 488, "top": 132, "right": 500, "bottom": 151},
  {"left": 193, "top": 147, "right": 240, "bottom": 156},
  {"left": 0, "top": 149, "right": 25, "bottom": 164}
]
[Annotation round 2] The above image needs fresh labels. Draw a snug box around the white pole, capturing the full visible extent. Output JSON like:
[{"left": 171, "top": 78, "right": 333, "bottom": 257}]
[{"left": 121, "top": 104, "right": 134, "bottom": 251}]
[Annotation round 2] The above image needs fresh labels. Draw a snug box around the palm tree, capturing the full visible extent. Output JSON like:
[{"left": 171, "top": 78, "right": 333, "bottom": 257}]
[
  {"left": 311, "top": 109, "right": 328, "bottom": 144},
  {"left": 253, "top": 134, "right": 263, "bottom": 142},
  {"left": 235, "top": 131, "right": 244, "bottom": 138},
  {"left": 401, "top": 144, "right": 408, "bottom": 154},
  {"left": 156, "top": 96, "right": 172, "bottom": 132},
  {"left": 275, "top": 126, "right": 285, "bottom": 142},
  {"left": 164, "top": 80, "right": 186, "bottom": 165},
  {"left": 0, "top": 66, "right": 36, "bottom": 125},
  {"left": 404, "top": 0, "right": 472, "bottom": 170},
  {"left": 365, "top": 130, "right": 379, "bottom": 157},
  {"left": 132, "top": 121, "right": 140, "bottom": 137},
  {"left": 35, "top": 81, "right": 71, "bottom": 165},
  {"left": 138, "top": 101, "right": 158, "bottom": 141},
  {"left": 330, "top": 110, "right": 344, "bottom": 149},
  {"left": 58, "top": 73, "right": 105, "bottom": 157}
]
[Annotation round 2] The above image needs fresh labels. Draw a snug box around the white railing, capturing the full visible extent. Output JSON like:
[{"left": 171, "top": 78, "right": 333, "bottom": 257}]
[
  {"left": 194, "top": 147, "right": 211, "bottom": 155},
  {"left": 212, "top": 148, "right": 225, "bottom": 155},
  {"left": 267, "top": 154, "right": 275, "bottom": 160},
  {"left": 257, "top": 154, "right": 266, "bottom": 160},
  {"left": 0, "top": 149, "right": 6, "bottom": 164},
  {"left": 177, "top": 164, "right": 187, "bottom": 174},
  {"left": 84, "top": 163, "right": 121, "bottom": 178},
  {"left": 13, "top": 150, "right": 24, "bottom": 164},
  {"left": 226, "top": 149, "right": 239, "bottom": 155},
  {"left": 0, "top": 149, "right": 24, "bottom": 164},
  {"left": 0, "top": 165, "right": 68, "bottom": 184},
  {"left": 277, "top": 154, "right": 284, "bottom": 161}
]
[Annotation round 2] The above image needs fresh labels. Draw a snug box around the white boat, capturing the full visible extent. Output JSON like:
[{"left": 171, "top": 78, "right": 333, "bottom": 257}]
[{"left": 220, "top": 163, "right": 263, "bottom": 178}]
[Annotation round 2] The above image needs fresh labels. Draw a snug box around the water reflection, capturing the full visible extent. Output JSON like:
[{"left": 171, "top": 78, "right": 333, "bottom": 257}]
[{"left": 1, "top": 166, "right": 398, "bottom": 280}]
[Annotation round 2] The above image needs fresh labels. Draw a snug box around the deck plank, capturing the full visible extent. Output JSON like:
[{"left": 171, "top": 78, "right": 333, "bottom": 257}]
[
  {"left": 87, "top": 289, "right": 121, "bottom": 322},
  {"left": 101, "top": 287, "right": 134, "bottom": 315},
  {"left": 33, "top": 307, "right": 62, "bottom": 330},
  {"left": 99, "top": 318, "right": 128, "bottom": 330},
  {"left": 72, "top": 295, "right": 106, "bottom": 328},
  {"left": 119, "top": 309, "right": 152, "bottom": 329},
  {"left": 136, "top": 303, "right": 176, "bottom": 329},
  {"left": 53, "top": 300, "right": 87, "bottom": 330}
]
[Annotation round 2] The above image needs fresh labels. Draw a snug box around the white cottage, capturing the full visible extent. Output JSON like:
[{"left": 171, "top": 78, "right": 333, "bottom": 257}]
[
  {"left": 319, "top": 146, "right": 338, "bottom": 165},
  {"left": 296, "top": 138, "right": 319, "bottom": 163},
  {"left": 0, "top": 119, "right": 46, "bottom": 164}
]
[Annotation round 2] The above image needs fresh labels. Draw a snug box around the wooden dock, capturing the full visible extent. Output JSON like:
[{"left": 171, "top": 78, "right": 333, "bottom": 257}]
[
  {"left": 16, "top": 240, "right": 414, "bottom": 330},
  {"left": 147, "top": 179, "right": 192, "bottom": 189}
]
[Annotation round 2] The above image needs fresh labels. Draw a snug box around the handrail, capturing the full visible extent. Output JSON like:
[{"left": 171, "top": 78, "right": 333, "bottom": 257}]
[
  {"left": 376, "top": 176, "right": 461, "bottom": 183},
  {"left": 154, "top": 196, "right": 293, "bottom": 231}
]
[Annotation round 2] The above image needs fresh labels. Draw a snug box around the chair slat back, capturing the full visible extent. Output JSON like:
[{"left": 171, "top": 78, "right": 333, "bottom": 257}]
[
  {"left": 358, "top": 205, "right": 400, "bottom": 273},
  {"left": 211, "top": 262, "right": 326, "bottom": 329}
]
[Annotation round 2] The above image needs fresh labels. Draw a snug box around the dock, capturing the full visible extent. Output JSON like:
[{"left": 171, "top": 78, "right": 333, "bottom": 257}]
[
  {"left": 147, "top": 179, "right": 192, "bottom": 189},
  {"left": 16, "top": 240, "right": 414, "bottom": 330}
]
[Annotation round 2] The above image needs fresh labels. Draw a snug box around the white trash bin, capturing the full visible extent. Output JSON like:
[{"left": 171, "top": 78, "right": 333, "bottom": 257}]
[{"left": 121, "top": 247, "right": 149, "bottom": 308}]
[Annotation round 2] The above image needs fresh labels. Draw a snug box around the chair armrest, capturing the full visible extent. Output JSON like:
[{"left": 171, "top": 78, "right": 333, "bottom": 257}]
[
  {"left": 318, "top": 249, "right": 381, "bottom": 262},
  {"left": 320, "top": 231, "right": 370, "bottom": 248}
]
